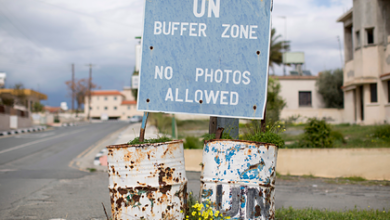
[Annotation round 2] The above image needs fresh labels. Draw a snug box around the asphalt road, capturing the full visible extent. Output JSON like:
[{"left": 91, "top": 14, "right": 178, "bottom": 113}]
[
  {"left": 0, "top": 121, "right": 128, "bottom": 220},
  {"left": 0, "top": 122, "right": 389, "bottom": 220}
]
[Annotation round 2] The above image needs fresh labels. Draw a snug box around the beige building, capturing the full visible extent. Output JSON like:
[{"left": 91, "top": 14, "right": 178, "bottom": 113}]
[
  {"left": 275, "top": 76, "right": 344, "bottom": 123},
  {"left": 84, "top": 88, "right": 143, "bottom": 120},
  {"left": 337, "top": 0, "right": 390, "bottom": 125}
]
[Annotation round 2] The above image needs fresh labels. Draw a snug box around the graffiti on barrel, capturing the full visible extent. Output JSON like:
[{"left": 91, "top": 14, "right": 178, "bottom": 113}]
[
  {"left": 107, "top": 140, "right": 187, "bottom": 220},
  {"left": 200, "top": 140, "right": 278, "bottom": 220}
]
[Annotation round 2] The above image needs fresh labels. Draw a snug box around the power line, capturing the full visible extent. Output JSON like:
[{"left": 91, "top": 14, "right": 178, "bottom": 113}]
[{"left": 0, "top": 1, "right": 36, "bottom": 44}]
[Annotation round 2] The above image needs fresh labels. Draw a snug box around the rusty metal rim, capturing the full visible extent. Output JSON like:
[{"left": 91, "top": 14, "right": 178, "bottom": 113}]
[
  {"left": 204, "top": 139, "right": 278, "bottom": 148},
  {"left": 107, "top": 140, "right": 184, "bottom": 149},
  {"left": 202, "top": 179, "right": 274, "bottom": 187},
  {"left": 110, "top": 181, "right": 188, "bottom": 189}
]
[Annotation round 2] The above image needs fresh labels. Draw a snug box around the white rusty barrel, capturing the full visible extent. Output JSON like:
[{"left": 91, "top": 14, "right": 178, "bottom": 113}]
[
  {"left": 200, "top": 140, "right": 278, "bottom": 220},
  {"left": 107, "top": 140, "right": 187, "bottom": 220}
]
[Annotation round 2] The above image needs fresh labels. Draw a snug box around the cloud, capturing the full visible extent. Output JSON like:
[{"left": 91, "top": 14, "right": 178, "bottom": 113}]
[{"left": 0, "top": 0, "right": 352, "bottom": 107}]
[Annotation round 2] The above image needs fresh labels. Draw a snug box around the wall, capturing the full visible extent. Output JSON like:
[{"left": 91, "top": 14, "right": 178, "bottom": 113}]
[
  {"left": 278, "top": 77, "right": 324, "bottom": 110},
  {"left": 276, "top": 148, "right": 390, "bottom": 181},
  {"left": 0, "top": 113, "right": 32, "bottom": 131},
  {"left": 184, "top": 148, "right": 390, "bottom": 181},
  {"left": 343, "top": 89, "right": 355, "bottom": 123},
  {"left": 0, "top": 113, "right": 10, "bottom": 131},
  {"left": 280, "top": 108, "right": 344, "bottom": 124}
]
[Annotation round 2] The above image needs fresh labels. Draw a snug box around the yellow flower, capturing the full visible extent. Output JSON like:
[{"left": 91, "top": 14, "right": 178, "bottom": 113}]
[
  {"left": 225, "top": 217, "right": 231, "bottom": 219},
  {"left": 192, "top": 211, "right": 196, "bottom": 216},
  {"left": 215, "top": 210, "right": 220, "bottom": 217},
  {"left": 180, "top": 210, "right": 183, "bottom": 213}
]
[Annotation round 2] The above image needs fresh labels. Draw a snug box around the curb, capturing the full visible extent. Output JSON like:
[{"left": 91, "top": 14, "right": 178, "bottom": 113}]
[{"left": 0, "top": 126, "right": 47, "bottom": 137}]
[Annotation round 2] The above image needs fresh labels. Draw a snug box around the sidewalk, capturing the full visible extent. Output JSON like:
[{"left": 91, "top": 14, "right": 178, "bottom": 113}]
[{"left": 71, "top": 122, "right": 161, "bottom": 172}]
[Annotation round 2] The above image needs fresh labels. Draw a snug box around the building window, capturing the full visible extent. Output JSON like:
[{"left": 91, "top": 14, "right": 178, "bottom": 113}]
[
  {"left": 96, "top": 97, "right": 99, "bottom": 100},
  {"left": 104, "top": 97, "right": 107, "bottom": 101},
  {"left": 299, "top": 91, "right": 312, "bottom": 107},
  {"left": 89, "top": 107, "right": 92, "bottom": 110},
  {"left": 355, "top": 31, "right": 360, "bottom": 48},
  {"left": 114, "top": 106, "right": 117, "bottom": 110},
  {"left": 114, "top": 96, "right": 117, "bottom": 100},
  {"left": 104, "top": 106, "right": 108, "bottom": 110},
  {"left": 127, "top": 106, "right": 130, "bottom": 110},
  {"left": 366, "top": 28, "right": 374, "bottom": 45},
  {"left": 97, "top": 106, "right": 99, "bottom": 110},
  {"left": 388, "top": 81, "right": 390, "bottom": 103},
  {"left": 370, "top": 83, "right": 377, "bottom": 103}
]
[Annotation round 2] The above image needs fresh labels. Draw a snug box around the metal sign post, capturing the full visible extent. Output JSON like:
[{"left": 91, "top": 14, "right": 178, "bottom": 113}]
[
  {"left": 136, "top": 1, "right": 275, "bottom": 219},
  {"left": 137, "top": 0, "right": 272, "bottom": 120}
]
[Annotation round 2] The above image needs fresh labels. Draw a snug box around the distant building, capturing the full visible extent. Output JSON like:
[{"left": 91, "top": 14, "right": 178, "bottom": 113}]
[
  {"left": 0, "top": 88, "right": 47, "bottom": 112},
  {"left": 0, "top": 88, "right": 47, "bottom": 130},
  {"left": 274, "top": 75, "right": 344, "bottom": 123},
  {"left": 84, "top": 88, "right": 143, "bottom": 120},
  {"left": 337, "top": 0, "right": 390, "bottom": 124}
]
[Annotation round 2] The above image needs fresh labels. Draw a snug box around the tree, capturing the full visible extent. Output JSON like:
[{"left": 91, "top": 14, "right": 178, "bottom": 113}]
[
  {"left": 32, "top": 102, "right": 44, "bottom": 112},
  {"left": 316, "top": 69, "right": 344, "bottom": 108},
  {"left": 269, "top": 28, "right": 290, "bottom": 74},
  {"left": 65, "top": 78, "right": 99, "bottom": 114},
  {"left": 0, "top": 92, "right": 14, "bottom": 106},
  {"left": 13, "top": 83, "right": 26, "bottom": 106},
  {"left": 266, "top": 77, "right": 286, "bottom": 123},
  {"left": 248, "top": 77, "right": 286, "bottom": 133}
]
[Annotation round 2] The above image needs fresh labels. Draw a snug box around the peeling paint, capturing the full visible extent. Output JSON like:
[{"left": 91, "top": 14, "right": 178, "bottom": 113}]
[
  {"left": 200, "top": 140, "right": 278, "bottom": 220},
  {"left": 107, "top": 140, "right": 187, "bottom": 220}
]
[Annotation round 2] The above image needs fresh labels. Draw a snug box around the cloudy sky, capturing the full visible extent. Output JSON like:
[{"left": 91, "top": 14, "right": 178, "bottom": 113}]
[{"left": 0, "top": 0, "right": 352, "bottom": 107}]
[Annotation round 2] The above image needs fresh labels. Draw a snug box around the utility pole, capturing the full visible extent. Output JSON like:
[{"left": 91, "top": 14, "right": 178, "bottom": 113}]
[
  {"left": 86, "top": 64, "right": 95, "bottom": 122},
  {"left": 71, "top": 63, "right": 75, "bottom": 115}
]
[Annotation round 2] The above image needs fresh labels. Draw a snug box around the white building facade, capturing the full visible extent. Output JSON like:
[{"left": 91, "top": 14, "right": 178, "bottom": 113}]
[
  {"left": 338, "top": 0, "right": 390, "bottom": 125},
  {"left": 84, "top": 88, "right": 143, "bottom": 120}
]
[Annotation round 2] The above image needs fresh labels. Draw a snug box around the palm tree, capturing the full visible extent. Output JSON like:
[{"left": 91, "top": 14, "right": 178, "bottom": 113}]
[{"left": 269, "top": 28, "right": 290, "bottom": 74}]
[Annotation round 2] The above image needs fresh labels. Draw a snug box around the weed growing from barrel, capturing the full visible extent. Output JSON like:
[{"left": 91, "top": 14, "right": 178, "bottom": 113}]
[
  {"left": 243, "top": 121, "right": 286, "bottom": 148},
  {"left": 128, "top": 136, "right": 172, "bottom": 145}
]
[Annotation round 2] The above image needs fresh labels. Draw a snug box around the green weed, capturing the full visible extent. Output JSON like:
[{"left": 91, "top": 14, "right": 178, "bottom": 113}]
[
  {"left": 128, "top": 136, "right": 172, "bottom": 145},
  {"left": 275, "top": 207, "right": 389, "bottom": 220}
]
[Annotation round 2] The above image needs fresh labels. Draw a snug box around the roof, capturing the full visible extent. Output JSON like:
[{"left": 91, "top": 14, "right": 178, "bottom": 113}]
[
  {"left": 91, "top": 90, "right": 124, "bottom": 96},
  {"left": 121, "top": 100, "right": 137, "bottom": 105},
  {"left": 271, "top": 75, "right": 318, "bottom": 80},
  {"left": 337, "top": 8, "right": 353, "bottom": 22},
  {"left": 0, "top": 89, "right": 47, "bottom": 100},
  {"left": 44, "top": 106, "right": 61, "bottom": 113}
]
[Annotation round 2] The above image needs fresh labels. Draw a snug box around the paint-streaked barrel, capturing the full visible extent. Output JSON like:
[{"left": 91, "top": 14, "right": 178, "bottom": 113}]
[
  {"left": 200, "top": 140, "right": 278, "bottom": 220},
  {"left": 107, "top": 140, "right": 187, "bottom": 220}
]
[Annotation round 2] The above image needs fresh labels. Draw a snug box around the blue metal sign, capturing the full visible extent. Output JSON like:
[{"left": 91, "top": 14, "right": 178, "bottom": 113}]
[{"left": 138, "top": 0, "right": 272, "bottom": 119}]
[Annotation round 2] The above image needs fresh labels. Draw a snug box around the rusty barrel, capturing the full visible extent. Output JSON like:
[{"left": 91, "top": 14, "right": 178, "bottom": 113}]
[
  {"left": 200, "top": 140, "right": 278, "bottom": 220},
  {"left": 107, "top": 140, "right": 187, "bottom": 220}
]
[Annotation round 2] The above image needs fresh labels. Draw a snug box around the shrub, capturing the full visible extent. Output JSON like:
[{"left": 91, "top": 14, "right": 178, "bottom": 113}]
[
  {"left": 299, "top": 118, "right": 333, "bottom": 148},
  {"left": 330, "top": 130, "right": 346, "bottom": 144},
  {"left": 184, "top": 136, "right": 203, "bottom": 149},
  {"left": 373, "top": 125, "right": 390, "bottom": 140}
]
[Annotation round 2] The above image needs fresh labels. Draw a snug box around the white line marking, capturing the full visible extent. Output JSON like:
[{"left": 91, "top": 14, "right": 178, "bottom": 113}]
[{"left": 0, "top": 129, "right": 85, "bottom": 155}]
